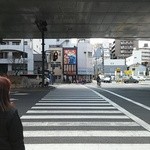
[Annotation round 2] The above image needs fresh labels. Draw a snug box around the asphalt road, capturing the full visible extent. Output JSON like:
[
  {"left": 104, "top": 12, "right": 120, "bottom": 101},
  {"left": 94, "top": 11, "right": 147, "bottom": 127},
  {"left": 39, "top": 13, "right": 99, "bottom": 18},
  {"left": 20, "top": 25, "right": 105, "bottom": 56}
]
[
  {"left": 10, "top": 87, "right": 54, "bottom": 116},
  {"left": 10, "top": 83, "right": 150, "bottom": 150},
  {"left": 89, "top": 85, "right": 150, "bottom": 124}
]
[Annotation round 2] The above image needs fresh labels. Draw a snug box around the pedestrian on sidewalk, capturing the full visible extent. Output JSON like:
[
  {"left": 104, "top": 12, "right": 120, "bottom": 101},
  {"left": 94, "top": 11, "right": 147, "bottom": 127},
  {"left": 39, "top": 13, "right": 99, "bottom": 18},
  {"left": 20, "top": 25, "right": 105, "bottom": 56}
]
[
  {"left": 96, "top": 75, "right": 101, "bottom": 86},
  {"left": 0, "top": 76, "right": 25, "bottom": 150}
]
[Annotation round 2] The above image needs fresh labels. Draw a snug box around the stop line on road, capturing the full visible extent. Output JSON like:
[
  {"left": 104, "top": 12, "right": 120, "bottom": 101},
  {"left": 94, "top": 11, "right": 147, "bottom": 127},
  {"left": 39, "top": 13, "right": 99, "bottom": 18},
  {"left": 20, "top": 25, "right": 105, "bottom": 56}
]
[{"left": 21, "top": 84, "right": 150, "bottom": 150}]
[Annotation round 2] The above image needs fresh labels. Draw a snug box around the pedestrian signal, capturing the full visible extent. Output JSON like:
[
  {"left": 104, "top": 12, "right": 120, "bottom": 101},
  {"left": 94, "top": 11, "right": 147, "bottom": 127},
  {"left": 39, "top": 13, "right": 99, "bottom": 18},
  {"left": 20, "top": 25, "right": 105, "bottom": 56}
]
[{"left": 53, "top": 52, "right": 58, "bottom": 61}]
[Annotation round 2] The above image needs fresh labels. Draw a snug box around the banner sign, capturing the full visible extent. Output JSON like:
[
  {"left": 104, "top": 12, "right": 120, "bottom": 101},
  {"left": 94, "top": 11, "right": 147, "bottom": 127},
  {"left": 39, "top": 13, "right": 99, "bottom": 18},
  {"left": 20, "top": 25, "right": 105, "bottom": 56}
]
[{"left": 63, "top": 48, "right": 77, "bottom": 75}]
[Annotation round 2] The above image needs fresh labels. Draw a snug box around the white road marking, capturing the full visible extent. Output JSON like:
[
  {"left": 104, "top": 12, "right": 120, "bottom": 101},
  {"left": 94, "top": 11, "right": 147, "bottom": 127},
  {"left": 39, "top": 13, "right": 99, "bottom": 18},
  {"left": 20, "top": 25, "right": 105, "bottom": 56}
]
[
  {"left": 22, "top": 85, "right": 150, "bottom": 149},
  {"left": 26, "top": 110, "right": 122, "bottom": 114},
  {"left": 25, "top": 144, "right": 150, "bottom": 150},
  {"left": 31, "top": 106, "right": 117, "bottom": 109},
  {"left": 21, "top": 115, "right": 129, "bottom": 119},
  {"left": 39, "top": 100, "right": 107, "bottom": 102},
  {"left": 22, "top": 121, "right": 140, "bottom": 127},
  {"left": 13, "top": 93, "right": 29, "bottom": 95},
  {"left": 10, "top": 98, "right": 18, "bottom": 101},
  {"left": 42, "top": 98, "right": 104, "bottom": 100},
  {"left": 24, "top": 130, "right": 150, "bottom": 137},
  {"left": 86, "top": 87, "right": 150, "bottom": 132},
  {"left": 35, "top": 103, "right": 111, "bottom": 106},
  {"left": 102, "top": 89, "right": 150, "bottom": 111}
]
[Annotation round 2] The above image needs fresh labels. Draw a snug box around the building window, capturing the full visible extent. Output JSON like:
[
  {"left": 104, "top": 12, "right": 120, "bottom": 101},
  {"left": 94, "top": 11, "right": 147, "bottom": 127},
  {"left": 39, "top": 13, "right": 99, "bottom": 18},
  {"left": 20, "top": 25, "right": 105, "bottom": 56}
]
[
  {"left": 88, "top": 52, "right": 92, "bottom": 57},
  {"left": 12, "top": 41, "right": 20, "bottom": 45},
  {"left": 51, "top": 62, "right": 61, "bottom": 68},
  {"left": 0, "top": 53, "right": 3, "bottom": 58},
  {"left": 0, "top": 52, "right": 8, "bottom": 58},
  {"left": 1, "top": 41, "right": 9, "bottom": 45},
  {"left": 144, "top": 43, "right": 148, "bottom": 47},
  {"left": 24, "top": 41, "right": 28, "bottom": 45}
]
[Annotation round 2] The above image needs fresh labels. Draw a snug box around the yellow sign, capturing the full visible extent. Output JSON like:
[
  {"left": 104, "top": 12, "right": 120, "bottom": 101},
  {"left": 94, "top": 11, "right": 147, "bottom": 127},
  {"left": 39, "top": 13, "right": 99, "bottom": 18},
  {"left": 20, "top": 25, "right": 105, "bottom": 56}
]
[
  {"left": 116, "top": 68, "right": 121, "bottom": 73},
  {"left": 124, "top": 70, "right": 132, "bottom": 75}
]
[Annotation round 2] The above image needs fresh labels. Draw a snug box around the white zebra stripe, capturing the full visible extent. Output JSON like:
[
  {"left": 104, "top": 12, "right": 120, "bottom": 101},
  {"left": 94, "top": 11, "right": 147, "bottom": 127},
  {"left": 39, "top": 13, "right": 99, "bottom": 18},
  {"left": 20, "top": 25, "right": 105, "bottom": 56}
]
[
  {"left": 35, "top": 103, "right": 111, "bottom": 106},
  {"left": 39, "top": 100, "right": 107, "bottom": 103},
  {"left": 42, "top": 98, "right": 103, "bottom": 100},
  {"left": 25, "top": 144, "right": 150, "bottom": 150},
  {"left": 26, "top": 110, "right": 122, "bottom": 114},
  {"left": 21, "top": 115, "right": 129, "bottom": 119},
  {"left": 31, "top": 106, "right": 116, "bottom": 109},
  {"left": 10, "top": 98, "right": 18, "bottom": 101},
  {"left": 22, "top": 121, "right": 140, "bottom": 127},
  {"left": 24, "top": 130, "right": 150, "bottom": 137}
]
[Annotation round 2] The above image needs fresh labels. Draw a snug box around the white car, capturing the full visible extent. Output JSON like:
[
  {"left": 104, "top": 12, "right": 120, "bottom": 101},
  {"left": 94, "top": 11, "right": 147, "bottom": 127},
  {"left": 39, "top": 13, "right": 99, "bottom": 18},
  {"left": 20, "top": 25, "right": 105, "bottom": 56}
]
[
  {"left": 132, "top": 76, "right": 146, "bottom": 81},
  {"left": 132, "top": 76, "right": 140, "bottom": 81},
  {"left": 103, "top": 76, "right": 112, "bottom": 83},
  {"left": 138, "top": 76, "right": 146, "bottom": 81}
]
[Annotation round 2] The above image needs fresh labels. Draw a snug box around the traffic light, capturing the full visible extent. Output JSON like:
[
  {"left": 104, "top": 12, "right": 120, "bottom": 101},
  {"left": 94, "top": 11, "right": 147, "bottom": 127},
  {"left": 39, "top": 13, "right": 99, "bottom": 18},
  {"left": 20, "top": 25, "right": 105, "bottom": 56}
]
[{"left": 53, "top": 52, "right": 58, "bottom": 61}]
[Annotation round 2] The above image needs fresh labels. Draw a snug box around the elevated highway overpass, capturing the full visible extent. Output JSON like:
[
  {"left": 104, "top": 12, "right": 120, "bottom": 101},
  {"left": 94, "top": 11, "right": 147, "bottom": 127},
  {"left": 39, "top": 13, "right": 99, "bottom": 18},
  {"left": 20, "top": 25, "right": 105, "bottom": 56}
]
[{"left": 0, "top": 0, "right": 150, "bottom": 39}]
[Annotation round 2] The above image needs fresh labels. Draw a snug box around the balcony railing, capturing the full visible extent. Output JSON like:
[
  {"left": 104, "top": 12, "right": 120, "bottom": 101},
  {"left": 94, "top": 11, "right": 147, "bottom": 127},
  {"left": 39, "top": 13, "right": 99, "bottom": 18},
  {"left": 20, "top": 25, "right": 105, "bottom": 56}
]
[{"left": 0, "top": 58, "right": 28, "bottom": 64}]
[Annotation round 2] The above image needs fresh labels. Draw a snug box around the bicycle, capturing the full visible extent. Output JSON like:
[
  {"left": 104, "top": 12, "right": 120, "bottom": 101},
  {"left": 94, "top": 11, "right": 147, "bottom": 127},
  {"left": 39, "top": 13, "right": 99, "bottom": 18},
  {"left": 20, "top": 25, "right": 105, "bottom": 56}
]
[{"left": 97, "top": 80, "right": 101, "bottom": 87}]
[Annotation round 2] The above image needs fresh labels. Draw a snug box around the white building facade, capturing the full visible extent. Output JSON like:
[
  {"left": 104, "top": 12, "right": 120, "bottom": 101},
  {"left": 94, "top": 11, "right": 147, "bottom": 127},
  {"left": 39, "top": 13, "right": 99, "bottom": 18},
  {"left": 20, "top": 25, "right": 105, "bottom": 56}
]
[
  {"left": 46, "top": 47, "right": 63, "bottom": 83},
  {"left": 104, "top": 59, "right": 126, "bottom": 76},
  {"left": 126, "top": 49, "right": 142, "bottom": 66},
  {"left": 33, "top": 39, "right": 76, "bottom": 54},
  {"left": 126, "top": 48, "right": 150, "bottom": 66},
  {"left": 33, "top": 39, "right": 94, "bottom": 83},
  {"left": 0, "top": 39, "right": 34, "bottom": 75},
  {"left": 77, "top": 40, "right": 94, "bottom": 82}
]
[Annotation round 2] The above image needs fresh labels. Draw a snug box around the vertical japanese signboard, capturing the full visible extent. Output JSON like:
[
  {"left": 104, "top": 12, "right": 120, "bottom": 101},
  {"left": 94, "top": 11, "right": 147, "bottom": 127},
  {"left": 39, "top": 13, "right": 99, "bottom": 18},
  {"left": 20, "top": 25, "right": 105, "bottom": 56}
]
[{"left": 63, "top": 48, "right": 77, "bottom": 75}]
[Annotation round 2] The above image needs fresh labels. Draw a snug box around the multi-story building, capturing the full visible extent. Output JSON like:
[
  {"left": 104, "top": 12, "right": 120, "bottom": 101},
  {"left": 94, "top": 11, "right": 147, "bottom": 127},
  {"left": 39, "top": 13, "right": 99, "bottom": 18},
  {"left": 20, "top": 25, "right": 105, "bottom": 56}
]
[
  {"left": 77, "top": 39, "right": 93, "bottom": 82},
  {"left": 126, "top": 49, "right": 142, "bottom": 66},
  {"left": 111, "top": 39, "right": 138, "bottom": 59},
  {"left": 126, "top": 41, "right": 150, "bottom": 66},
  {"left": 104, "top": 59, "right": 126, "bottom": 76},
  {"left": 0, "top": 39, "right": 34, "bottom": 75},
  {"left": 126, "top": 44, "right": 150, "bottom": 76},
  {"left": 32, "top": 39, "right": 75, "bottom": 54},
  {"left": 93, "top": 42, "right": 112, "bottom": 76},
  {"left": 33, "top": 39, "right": 94, "bottom": 83},
  {"left": 141, "top": 48, "right": 150, "bottom": 64},
  {"left": 33, "top": 39, "right": 75, "bottom": 82},
  {"left": 46, "top": 47, "right": 63, "bottom": 83}
]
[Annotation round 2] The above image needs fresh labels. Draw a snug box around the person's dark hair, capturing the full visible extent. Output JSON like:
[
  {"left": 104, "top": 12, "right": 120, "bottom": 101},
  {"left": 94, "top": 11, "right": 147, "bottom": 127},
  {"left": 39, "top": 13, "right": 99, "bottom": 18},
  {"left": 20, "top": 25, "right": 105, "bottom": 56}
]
[{"left": 0, "top": 76, "right": 12, "bottom": 111}]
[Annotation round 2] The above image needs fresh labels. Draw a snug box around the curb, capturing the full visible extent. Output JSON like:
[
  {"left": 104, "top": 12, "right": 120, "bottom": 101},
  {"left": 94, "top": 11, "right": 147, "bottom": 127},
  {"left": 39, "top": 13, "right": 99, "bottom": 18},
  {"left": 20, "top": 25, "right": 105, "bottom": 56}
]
[{"left": 11, "top": 86, "right": 55, "bottom": 92}]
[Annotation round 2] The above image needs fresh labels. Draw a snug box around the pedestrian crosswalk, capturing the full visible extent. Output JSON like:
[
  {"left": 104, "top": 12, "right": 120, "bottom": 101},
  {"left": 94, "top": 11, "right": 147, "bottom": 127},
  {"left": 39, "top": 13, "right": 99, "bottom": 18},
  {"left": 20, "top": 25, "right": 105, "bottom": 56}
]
[{"left": 21, "top": 84, "right": 150, "bottom": 150}]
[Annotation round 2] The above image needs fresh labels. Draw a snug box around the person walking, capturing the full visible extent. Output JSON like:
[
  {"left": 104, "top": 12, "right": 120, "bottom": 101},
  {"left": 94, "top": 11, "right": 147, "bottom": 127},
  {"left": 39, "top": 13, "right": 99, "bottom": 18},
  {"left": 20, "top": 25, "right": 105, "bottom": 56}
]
[
  {"left": 0, "top": 76, "right": 25, "bottom": 150},
  {"left": 96, "top": 75, "right": 101, "bottom": 86}
]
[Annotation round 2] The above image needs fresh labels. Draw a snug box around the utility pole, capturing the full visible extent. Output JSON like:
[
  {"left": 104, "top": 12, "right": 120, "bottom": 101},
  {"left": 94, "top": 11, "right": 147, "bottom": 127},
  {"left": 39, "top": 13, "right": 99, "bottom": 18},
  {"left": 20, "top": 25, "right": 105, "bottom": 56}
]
[
  {"left": 22, "top": 39, "right": 26, "bottom": 74},
  {"left": 35, "top": 19, "right": 47, "bottom": 87},
  {"left": 102, "top": 47, "right": 104, "bottom": 75},
  {"left": 41, "top": 31, "right": 45, "bottom": 87}
]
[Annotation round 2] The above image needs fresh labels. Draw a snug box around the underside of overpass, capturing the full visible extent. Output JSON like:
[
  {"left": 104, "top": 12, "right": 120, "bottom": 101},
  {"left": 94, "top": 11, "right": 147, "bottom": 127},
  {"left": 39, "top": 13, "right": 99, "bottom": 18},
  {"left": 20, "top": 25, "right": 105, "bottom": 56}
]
[{"left": 0, "top": 0, "right": 150, "bottom": 39}]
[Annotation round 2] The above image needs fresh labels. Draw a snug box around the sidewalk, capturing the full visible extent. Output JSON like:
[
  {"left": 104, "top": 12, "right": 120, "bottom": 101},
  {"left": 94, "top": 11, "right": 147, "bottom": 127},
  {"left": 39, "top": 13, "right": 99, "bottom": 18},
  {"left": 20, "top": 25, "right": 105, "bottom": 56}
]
[
  {"left": 11, "top": 85, "right": 55, "bottom": 92},
  {"left": 90, "top": 80, "right": 150, "bottom": 88}
]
